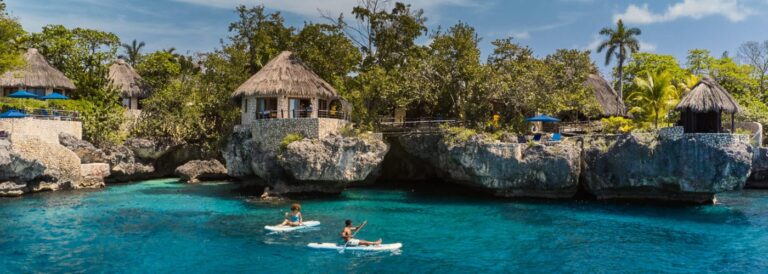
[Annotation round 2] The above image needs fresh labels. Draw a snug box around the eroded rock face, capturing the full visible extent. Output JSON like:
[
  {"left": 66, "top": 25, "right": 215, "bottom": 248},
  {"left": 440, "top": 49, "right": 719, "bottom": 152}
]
[
  {"left": 222, "top": 128, "right": 255, "bottom": 178},
  {"left": 104, "top": 138, "right": 214, "bottom": 183},
  {"left": 392, "top": 134, "right": 581, "bottom": 198},
  {"left": 0, "top": 139, "right": 104, "bottom": 197},
  {"left": 59, "top": 133, "right": 107, "bottom": 164},
  {"left": 581, "top": 134, "right": 752, "bottom": 203},
  {"left": 175, "top": 160, "right": 228, "bottom": 183},
  {"left": 748, "top": 147, "right": 768, "bottom": 188},
  {"left": 278, "top": 134, "right": 389, "bottom": 183}
]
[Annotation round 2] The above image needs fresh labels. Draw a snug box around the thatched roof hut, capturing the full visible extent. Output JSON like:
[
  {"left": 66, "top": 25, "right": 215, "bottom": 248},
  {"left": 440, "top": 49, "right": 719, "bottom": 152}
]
[
  {"left": 584, "top": 73, "right": 626, "bottom": 117},
  {"left": 231, "top": 51, "right": 339, "bottom": 100},
  {"left": 108, "top": 58, "right": 148, "bottom": 99},
  {"left": 675, "top": 77, "right": 740, "bottom": 114},
  {"left": 675, "top": 77, "right": 740, "bottom": 133},
  {"left": 0, "top": 48, "right": 76, "bottom": 91}
]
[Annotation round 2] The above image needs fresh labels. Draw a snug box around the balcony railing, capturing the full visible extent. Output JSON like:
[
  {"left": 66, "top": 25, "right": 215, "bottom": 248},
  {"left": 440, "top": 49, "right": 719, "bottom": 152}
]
[
  {"left": 253, "top": 109, "right": 349, "bottom": 120},
  {"left": 0, "top": 107, "right": 80, "bottom": 121}
]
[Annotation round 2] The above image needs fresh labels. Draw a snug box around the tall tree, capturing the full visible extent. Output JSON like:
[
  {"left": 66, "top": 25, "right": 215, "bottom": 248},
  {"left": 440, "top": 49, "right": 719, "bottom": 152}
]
[
  {"left": 120, "top": 39, "right": 145, "bottom": 66},
  {"left": 627, "top": 70, "right": 679, "bottom": 129},
  {"left": 596, "top": 19, "right": 641, "bottom": 101},
  {"left": 738, "top": 41, "right": 768, "bottom": 96},
  {"left": 0, "top": 0, "right": 25, "bottom": 73},
  {"left": 228, "top": 5, "right": 294, "bottom": 74},
  {"left": 349, "top": 1, "right": 427, "bottom": 70}
]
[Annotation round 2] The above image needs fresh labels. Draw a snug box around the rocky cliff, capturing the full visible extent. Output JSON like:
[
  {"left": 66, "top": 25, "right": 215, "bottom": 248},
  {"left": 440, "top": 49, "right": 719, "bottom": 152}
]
[
  {"left": 223, "top": 130, "right": 388, "bottom": 194},
  {"left": 0, "top": 139, "right": 106, "bottom": 197},
  {"left": 581, "top": 134, "right": 752, "bottom": 203},
  {"left": 390, "top": 134, "right": 581, "bottom": 198},
  {"left": 104, "top": 138, "right": 216, "bottom": 183}
]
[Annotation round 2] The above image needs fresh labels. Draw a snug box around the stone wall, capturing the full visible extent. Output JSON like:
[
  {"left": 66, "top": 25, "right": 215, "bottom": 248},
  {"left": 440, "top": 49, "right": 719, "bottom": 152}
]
[
  {"left": 251, "top": 118, "right": 349, "bottom": 149},
  {"left": 0, "top": 118, "right": 82, "bottom": 144}
]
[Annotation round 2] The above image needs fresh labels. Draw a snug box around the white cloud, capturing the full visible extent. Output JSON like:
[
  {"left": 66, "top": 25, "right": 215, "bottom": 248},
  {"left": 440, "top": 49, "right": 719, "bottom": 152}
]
[
  {"left": 172, "top": 0, "right": 479, "bottom": 18},
  {"left": 509, "top": 31, "right": 530, "bottom": 39},
  {"left": 613, "top": 0, "right": 754, "bottom": 24},
  {"left": 639, "top": 41, "right": 657, "bottom": 52}
]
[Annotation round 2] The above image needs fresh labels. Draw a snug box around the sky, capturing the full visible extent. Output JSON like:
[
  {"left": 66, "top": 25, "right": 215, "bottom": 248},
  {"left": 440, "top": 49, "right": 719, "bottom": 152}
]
[{"left": 6, "top": 0, "right": 768, "bottom": 77}]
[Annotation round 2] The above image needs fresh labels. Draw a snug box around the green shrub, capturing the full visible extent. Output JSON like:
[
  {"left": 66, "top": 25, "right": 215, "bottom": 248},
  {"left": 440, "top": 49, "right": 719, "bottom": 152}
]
[
  {"left": 280, "top": 133, "right": 304, "bottom": 151},
  {"left": 601, "top": 116, "right": 635, "bottom": 134}
]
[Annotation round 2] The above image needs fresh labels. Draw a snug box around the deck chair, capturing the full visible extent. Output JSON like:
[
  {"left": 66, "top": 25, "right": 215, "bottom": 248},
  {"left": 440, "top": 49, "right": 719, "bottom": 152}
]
[{"left": 548, "top": 133, "right": 562, "bottom": 143}]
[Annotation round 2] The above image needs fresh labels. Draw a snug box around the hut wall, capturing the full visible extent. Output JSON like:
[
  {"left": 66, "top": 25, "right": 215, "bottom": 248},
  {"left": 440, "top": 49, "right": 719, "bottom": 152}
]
[
  {"left": 680, "top": 111, "right": 722, "bottom": 133},
  {"left": 250, "top": 118, "right": 349, "bottom": 148},
  {"left": 0, "top": 119, "right": 82, "bottom": 144}
]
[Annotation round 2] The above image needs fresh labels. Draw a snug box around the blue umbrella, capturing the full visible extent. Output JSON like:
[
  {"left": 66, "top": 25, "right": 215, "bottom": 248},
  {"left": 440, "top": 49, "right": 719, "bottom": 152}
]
[
  {"left": 41, "top": 92, "right": 69, "bottom": 100},
  {"left": 525, "top": 114, "right": 560, "bottom": 123},
  {"left": 7, "top": 90, "right": 39, "bottom": 99},
  {"left": 0, "top": 109, "right": 27, "bottom": 118}
]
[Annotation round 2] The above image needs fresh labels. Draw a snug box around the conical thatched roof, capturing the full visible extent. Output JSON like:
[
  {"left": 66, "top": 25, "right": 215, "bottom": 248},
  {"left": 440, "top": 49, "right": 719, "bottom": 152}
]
[
  {"left": 0, "top": 48, "right": 76, "bottom": 90},
  {"left": 584, "top": 73, "right": 626, "bottom": 116},
  {"left": 675, "top": 77, "right": 740, "bottom": 114},
  {"left": 231, "top": 51, "right": 339, "bottom": 100},
  {"left": 108, "top": 59, "right": 148, "bottom": 98}
]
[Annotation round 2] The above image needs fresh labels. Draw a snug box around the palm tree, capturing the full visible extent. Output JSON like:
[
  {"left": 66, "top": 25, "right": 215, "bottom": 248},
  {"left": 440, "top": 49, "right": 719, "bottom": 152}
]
[
  {"left": 627, "top": 70, "right": 680, "bottom": 129},
  {"left": 597, "top": 19, "right": 641, "bottom": 101},
  {"left": 120, "top": 39, "right": 145, "bottom": 66}
]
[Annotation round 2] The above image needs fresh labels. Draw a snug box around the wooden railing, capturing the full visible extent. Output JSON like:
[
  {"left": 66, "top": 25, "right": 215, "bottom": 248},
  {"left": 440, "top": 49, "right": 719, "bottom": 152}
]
[{"left": 0, "top": 107, "right": 80, "bottom": 121}]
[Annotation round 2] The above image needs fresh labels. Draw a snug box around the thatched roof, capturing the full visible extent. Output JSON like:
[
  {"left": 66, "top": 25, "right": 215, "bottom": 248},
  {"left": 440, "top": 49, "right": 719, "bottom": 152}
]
[
  {"left": 0, "top": 48, "right": 76, "bottom": 90},
  {"left": 584, "top": 73, "right": 626, "bottom": 116},
  {"left": 675, "top": 77, "right": 740, "bottom": 114},
  {"left": 231, "top": 51, "right": 339, "bottom": 100},
  {"left": 108, "top": 59, "right": 148, "bottom": 98}
]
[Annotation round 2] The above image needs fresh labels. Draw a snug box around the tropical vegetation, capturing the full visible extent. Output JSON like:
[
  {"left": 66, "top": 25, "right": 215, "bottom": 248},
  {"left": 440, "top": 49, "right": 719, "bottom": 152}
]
[{"left": 2, "top": 0, "right": 768, "bottom": 148}]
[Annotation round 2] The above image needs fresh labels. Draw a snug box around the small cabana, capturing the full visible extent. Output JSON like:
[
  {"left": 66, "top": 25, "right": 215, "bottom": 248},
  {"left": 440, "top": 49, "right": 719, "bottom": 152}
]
[
  {"left": 108, "top": 58, "right": 148, "bottom": 110},
  {"left": 230, "top": 51, "right": 349, "bottom": 125},
  {"left": 675, "top": 77, "right": 740, "bottom": 133},
  {"left": 0, "top": 48, "right": 76, "bottom": 98}
]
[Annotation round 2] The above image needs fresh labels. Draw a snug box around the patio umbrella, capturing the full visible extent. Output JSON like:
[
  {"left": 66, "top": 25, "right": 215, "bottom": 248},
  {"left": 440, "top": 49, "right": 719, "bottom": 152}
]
[
  {"left": 0, "top": 109, "right": 27, "bottom": 118},
  {"left": 7, "top": 90, "right": 39, "bottom": 99},
  {"left": 525, "top": 114, "right": 560, "bottom": 123},
  {"left": 41, "top": 92, "right": 69, "bottom": 100}
]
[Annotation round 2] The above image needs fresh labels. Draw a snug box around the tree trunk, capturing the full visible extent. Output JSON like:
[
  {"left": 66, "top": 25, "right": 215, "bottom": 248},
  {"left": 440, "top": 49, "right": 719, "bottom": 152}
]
[
  {"left": 617, "top": 57, "right": 624, "bottom": 101},
  {"left": 654, "top": 113, "right": 659, "bottom": 129}
]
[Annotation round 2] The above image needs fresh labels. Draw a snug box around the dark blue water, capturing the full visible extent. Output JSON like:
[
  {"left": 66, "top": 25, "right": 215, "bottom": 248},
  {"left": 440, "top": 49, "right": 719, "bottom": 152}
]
[{"left": 1, "top": 179, "right": 767, "bottom": 273}]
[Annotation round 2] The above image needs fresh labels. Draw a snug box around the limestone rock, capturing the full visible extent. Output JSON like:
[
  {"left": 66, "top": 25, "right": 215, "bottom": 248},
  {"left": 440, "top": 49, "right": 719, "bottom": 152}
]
[
  {"left": 748, "top": 147, "right": 768, "bottom": 188},
  {"left": 278, "top": 134, "right": 389, "bottom": 183},
  {"left": 223, "top": 127, "right": 256, "bottom": 178},
  {"left": 104, "top": 145, "right": 156, "bottom": 183},
  {"left": 125, "top": 138, "right": 176, "bottom": 161},
  {"left": 175, "top": 159, "right": 228, "bottom": 183},
  {"left": 581, "top": 134, "right": 752, "bottom": 203},
  {"left": 0, "top": 138, "right": 100, "bottom": 196},
  {"left": 392, "top": 134, "right": 581, "bottom": 198},
  {"left": 59, "top": 133, "right": 107, "bottom": 163}
]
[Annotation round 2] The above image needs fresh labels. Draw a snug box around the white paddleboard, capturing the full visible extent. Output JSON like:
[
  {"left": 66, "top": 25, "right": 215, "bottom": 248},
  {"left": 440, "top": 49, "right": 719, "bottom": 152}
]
[
  {"left": 307, "top": 242, "right": 403, "bottom": 251},
  {"left": 264, "top": 221, "right": 320, "bottom": 232}
]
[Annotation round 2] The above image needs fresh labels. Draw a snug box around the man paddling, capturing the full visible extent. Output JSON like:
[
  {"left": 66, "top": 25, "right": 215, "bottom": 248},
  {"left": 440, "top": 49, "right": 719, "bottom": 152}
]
[{"left": 341, "top": 220, "right": 381, "bottom": 246}]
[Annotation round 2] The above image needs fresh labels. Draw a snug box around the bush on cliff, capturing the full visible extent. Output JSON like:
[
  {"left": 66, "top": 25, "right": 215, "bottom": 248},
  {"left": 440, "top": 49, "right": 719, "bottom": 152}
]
[
  {"left": 279, "top": 133, "right": 304, "bottom": 151},
  {"left": 601, "top": 116, "right": 635, "bottom": 134}
]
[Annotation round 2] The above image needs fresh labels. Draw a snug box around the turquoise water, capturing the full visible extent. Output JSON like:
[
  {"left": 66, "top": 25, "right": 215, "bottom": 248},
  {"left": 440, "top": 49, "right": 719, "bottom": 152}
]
[{"left": 1, "top": 179, "right": 768, "bottom": 273}]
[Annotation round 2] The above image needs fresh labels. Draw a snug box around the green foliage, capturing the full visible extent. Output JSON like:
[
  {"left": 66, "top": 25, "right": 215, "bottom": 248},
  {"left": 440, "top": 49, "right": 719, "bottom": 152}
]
[
  {"left": 120, "top": 39, "right": 145, "bottom": 66},
  {"left": 601, "top": 116, "right": 635, "bottom": 133},
  {"left": 627, "top": 70, "right": 680, "bottom": 128},
  {"left": 135, "top": 51, "right": 181, "bottom": 92},
  {"left": 293, "top": 22, "right": 361, "bottom": 93},
  {"left": 0, "top": 1, "right": 24, "bottom": 74},
  {"left": 623, "top": 53, "right": 690, "bottom": 90},
  {"left": 597, "top": 19, "right": 642, "bottom": 99},
  {"left": 279, "top": 133, "right": 304, "bottom": 151},
  {"left": 441, "top": 125, "right": 478, "bottom": 144},
  {"left": 229, "top": 5, "right": 294, "bottom": 75}
]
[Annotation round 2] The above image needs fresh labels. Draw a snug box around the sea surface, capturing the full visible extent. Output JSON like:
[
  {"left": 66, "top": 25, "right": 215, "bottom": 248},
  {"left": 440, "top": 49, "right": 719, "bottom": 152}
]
[{"left": 1, "top": 179, "right": 767, "bottom": 273}]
